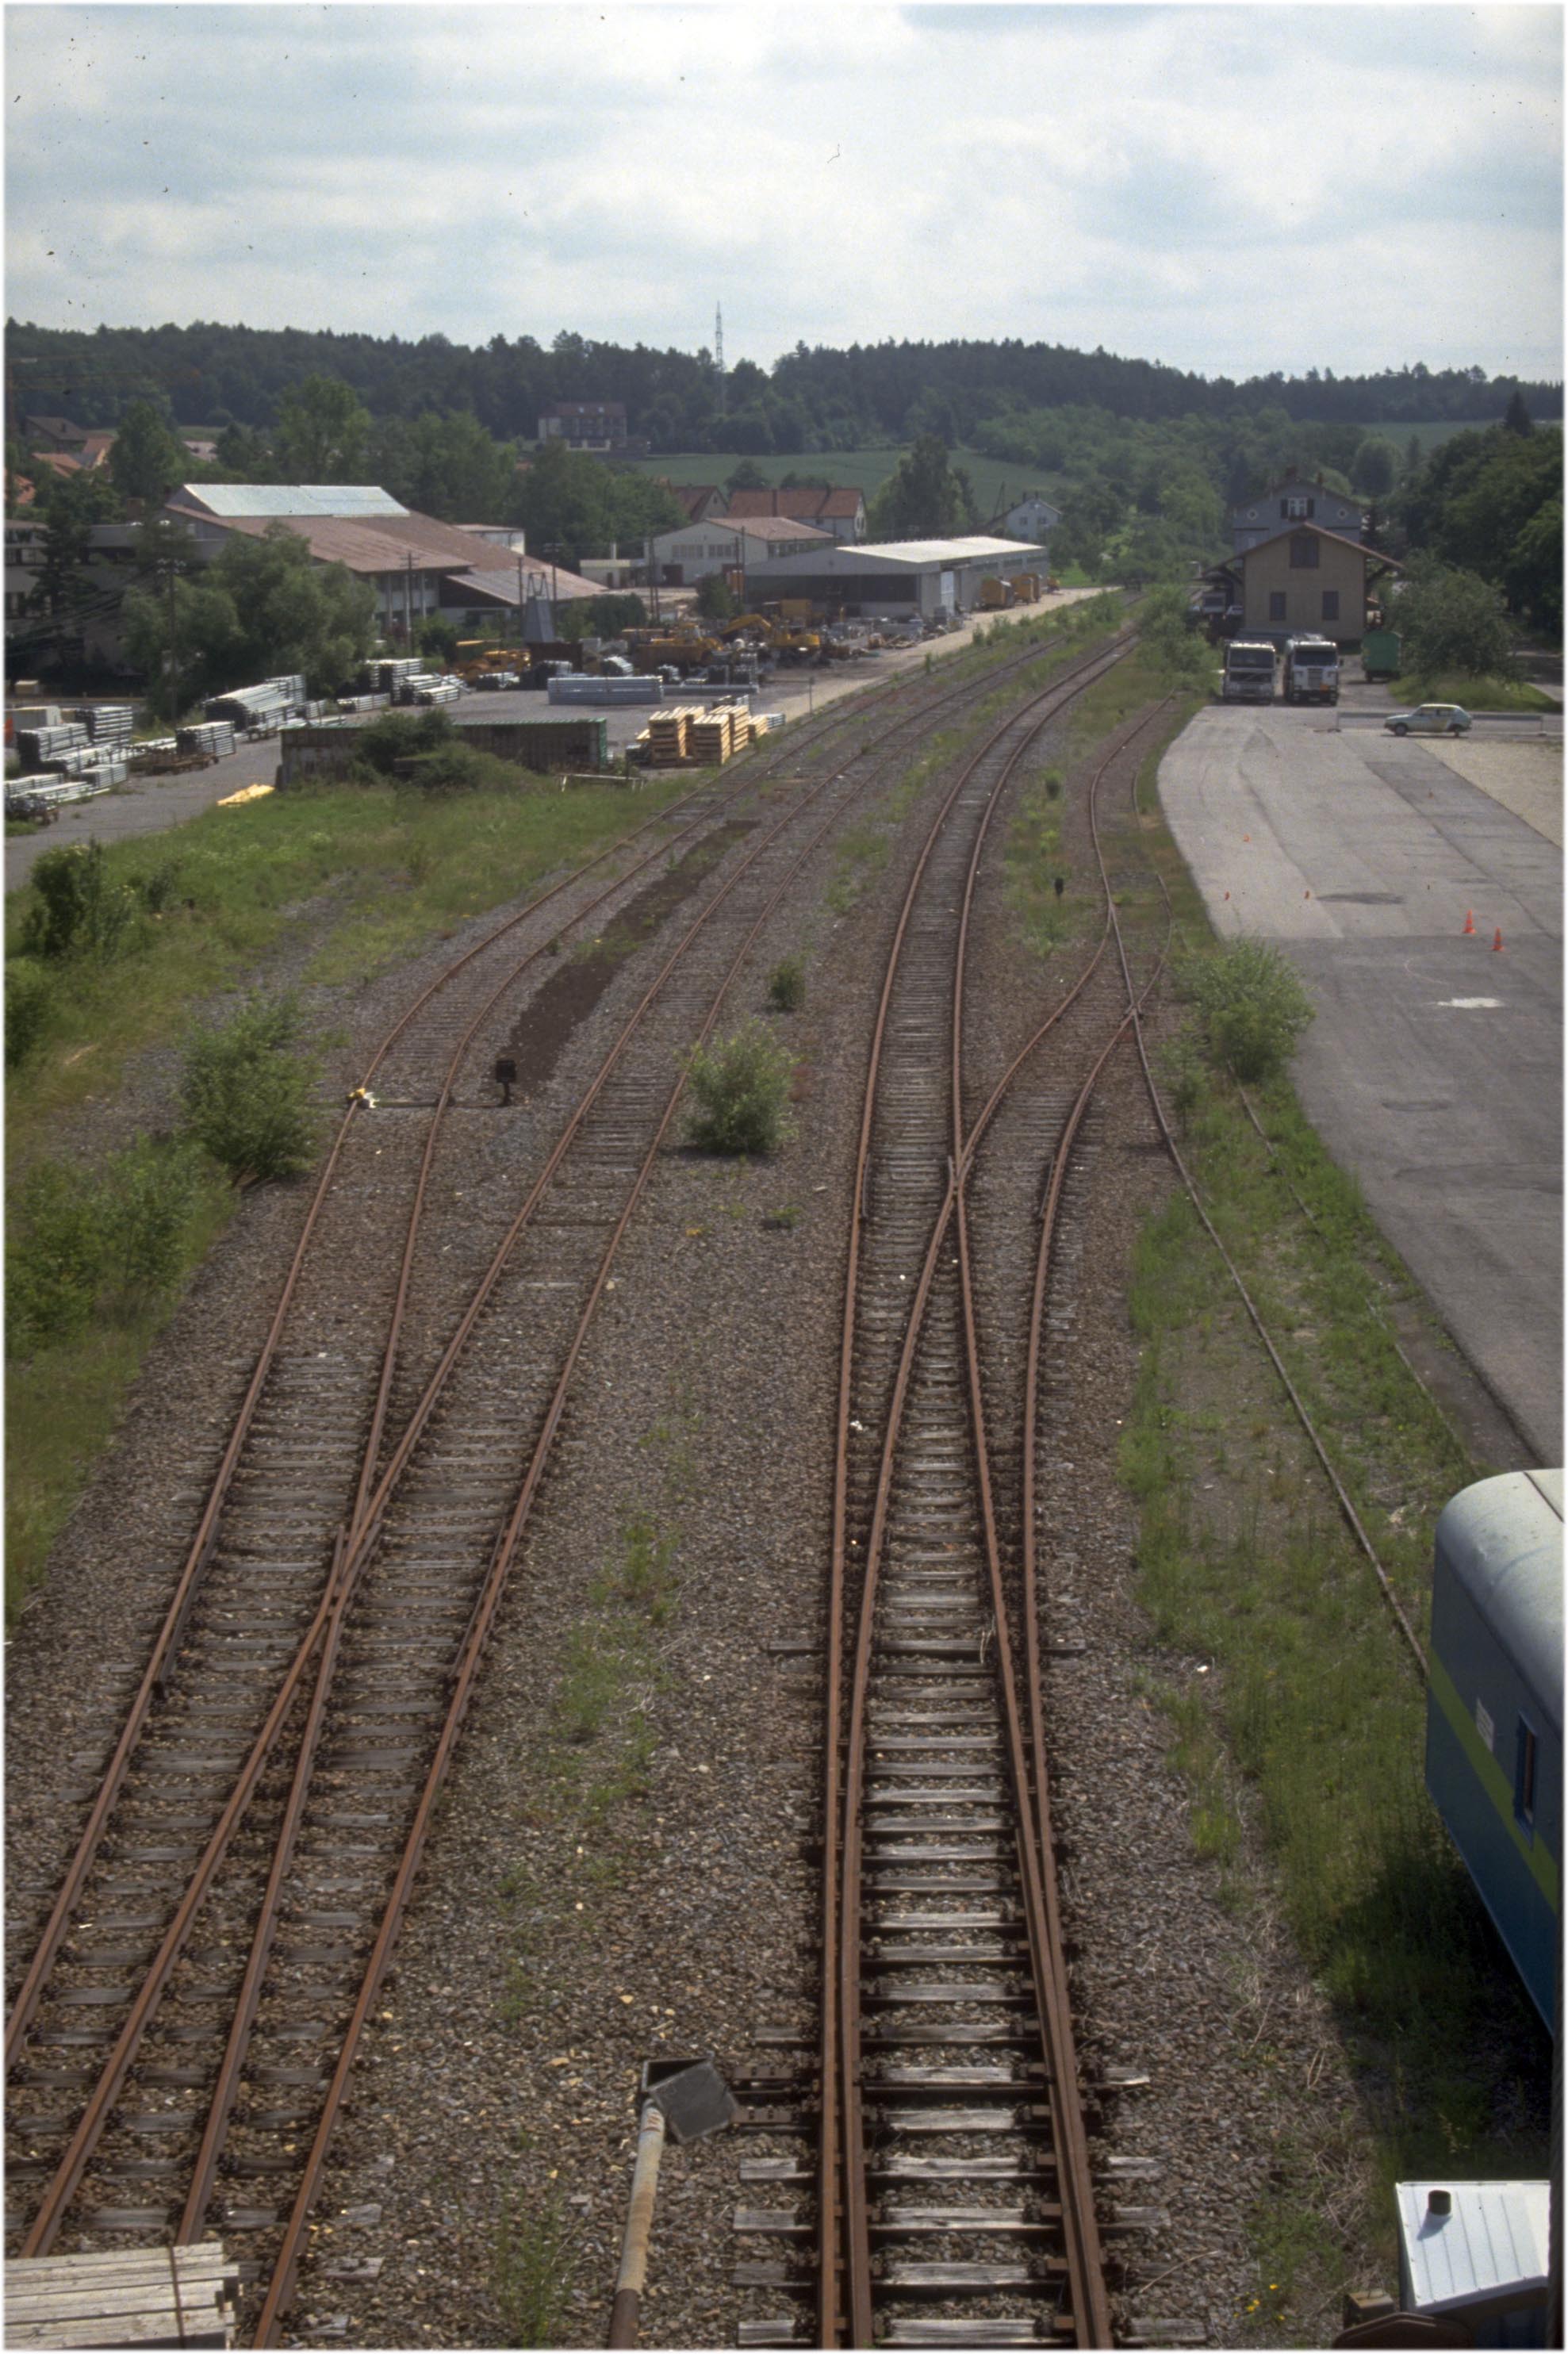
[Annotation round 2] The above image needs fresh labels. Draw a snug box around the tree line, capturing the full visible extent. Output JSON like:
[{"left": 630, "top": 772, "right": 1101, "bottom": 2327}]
[{"left": 7, "top": 316, "right": 1558, "bottom": 454}]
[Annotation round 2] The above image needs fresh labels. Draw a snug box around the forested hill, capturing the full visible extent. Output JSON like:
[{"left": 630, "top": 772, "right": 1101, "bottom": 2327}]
[{"left": 6, "top": 318, "right": 1559, "bottom": 451}]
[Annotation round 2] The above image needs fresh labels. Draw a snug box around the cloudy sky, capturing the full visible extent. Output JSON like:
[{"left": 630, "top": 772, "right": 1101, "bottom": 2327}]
[{"left": 6, "top": 2, "right": 1562, "bottom": 384}]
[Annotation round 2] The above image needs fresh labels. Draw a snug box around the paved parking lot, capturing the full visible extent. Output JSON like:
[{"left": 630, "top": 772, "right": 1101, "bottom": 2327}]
[{"left": 1159, "top": 704, "right": 1562, "bottom": 1464}]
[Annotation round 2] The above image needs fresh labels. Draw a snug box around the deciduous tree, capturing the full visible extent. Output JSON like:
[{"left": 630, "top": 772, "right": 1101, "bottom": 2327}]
[{"left": 108, "top": 401, "right": 187, "bottom": 505}]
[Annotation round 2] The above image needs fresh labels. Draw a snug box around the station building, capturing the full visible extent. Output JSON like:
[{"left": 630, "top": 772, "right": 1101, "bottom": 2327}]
[
  {"left": 736, "top": 535, "right": 1049, "bottom": 622},
  {"left": 1198, "top": 522, "right": 1397, "bottom": 649}
]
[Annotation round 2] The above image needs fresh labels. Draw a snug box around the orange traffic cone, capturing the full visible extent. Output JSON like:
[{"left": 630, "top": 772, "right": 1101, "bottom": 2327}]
[
  {"left": 1493, "top": 928, "right": 1505, "bottom": 952},
  {"left": 1462, "top": 910, "right": 1475, "bottom": 935}
]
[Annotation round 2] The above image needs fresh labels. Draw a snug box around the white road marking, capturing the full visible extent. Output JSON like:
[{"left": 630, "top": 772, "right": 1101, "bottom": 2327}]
[{"left": 1437, "top": 998, "right": 1504, "bottom": 1009}]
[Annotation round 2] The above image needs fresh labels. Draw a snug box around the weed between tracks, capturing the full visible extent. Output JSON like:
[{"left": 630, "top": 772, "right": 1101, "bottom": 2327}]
[
  {"left": 496, "top": 1393, "right": 700, "bottom": 2026},
  {"left": 1118, "top": 711, "right": 1551, "bottom": 2314},
  {"left": 492, "top": 2184, "right": 582, "bottom": 2348}
]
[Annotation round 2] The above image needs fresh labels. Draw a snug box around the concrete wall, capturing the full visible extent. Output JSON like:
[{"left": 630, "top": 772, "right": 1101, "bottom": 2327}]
[{"left": 277, "top": 715, "right": 611, "bottom": 787}]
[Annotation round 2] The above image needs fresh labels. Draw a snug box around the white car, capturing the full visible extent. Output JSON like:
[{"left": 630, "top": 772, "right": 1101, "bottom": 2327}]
[{"left": 1384, "top": 704, "right": 1473, "bottom": 737}]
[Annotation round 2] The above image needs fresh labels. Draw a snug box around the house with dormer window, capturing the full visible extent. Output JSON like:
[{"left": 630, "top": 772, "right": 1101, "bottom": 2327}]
[{"left": 1231, "top": 470, "right": 1364, "bottom": 555}]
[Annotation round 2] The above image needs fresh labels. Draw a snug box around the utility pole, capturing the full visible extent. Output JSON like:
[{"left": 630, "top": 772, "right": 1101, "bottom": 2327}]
[
  {"left": 406, "top": 550, "right": 416, "bottom": 646},
  {"left": 715, "top": 304, "right": 726, "bottom": 416},
  {"left": 164, "top": 548, "right": 180, "bottom": 725}
]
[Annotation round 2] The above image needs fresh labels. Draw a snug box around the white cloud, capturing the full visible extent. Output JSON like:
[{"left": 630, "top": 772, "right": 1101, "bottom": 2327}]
[{"left": 4, "top": 2, "right": 1560, "bottom": 380}]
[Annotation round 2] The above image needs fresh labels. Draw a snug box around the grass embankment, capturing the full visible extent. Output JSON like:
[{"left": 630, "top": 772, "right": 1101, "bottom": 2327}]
[
  {"left": 1110, "top": 723, "right": 1551, "bottom": 2306},
  {"left": 1386, "top": 670, "right": 1559, "bottom": 712},
  {"left": 4, "top": 769, "right": 696, "bottom": 1621}
]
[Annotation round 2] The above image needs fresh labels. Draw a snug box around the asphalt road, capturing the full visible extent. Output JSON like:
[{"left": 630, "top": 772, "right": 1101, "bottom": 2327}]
[{"left": 1158, "top": 704, "right": 1562, "bottom": 1465}]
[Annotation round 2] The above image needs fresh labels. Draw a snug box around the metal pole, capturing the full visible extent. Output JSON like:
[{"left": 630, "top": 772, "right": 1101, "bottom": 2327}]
[
  {"left": 406, "top": 550, "right": 415, "bottom": 646},
  {"left": 608, "top": 2101, "right": 665, "bottom": 2348},
  {"left": 164, "top": 550, "right": 180, "bottom": 725}
]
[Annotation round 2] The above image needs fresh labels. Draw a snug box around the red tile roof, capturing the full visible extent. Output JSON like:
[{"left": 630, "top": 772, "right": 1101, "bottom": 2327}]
[{"left": 725, "top": 486, "right": 863, "bottom": 523}]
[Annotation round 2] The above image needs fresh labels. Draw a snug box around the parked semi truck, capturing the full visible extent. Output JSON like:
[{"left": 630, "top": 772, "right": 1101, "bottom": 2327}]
[
  {"left": 1282, "top": 636, "right": 1340, "bottom": 704},
  {"left": 1221, "top": 640, "right": 1276, "bottom": 703}
]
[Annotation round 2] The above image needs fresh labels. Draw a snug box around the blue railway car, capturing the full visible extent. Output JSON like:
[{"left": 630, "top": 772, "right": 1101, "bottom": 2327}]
[{"left": 1426, "top": 1470, "right": 1562, "bottom": 2030}]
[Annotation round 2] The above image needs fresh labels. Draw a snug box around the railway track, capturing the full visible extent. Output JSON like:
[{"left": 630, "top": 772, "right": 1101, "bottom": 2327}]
[
  {"left": 6, "top": 617, "right": 1125, "bottom": 2340},
  {"left": 731, "top": 686, "right": 1178, "bottom": 2348}
]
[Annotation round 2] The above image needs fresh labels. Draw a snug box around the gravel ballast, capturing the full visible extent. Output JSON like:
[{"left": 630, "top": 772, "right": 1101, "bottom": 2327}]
[{"left": 7, "top": 660, "right": 1424, "bottom": 2349}]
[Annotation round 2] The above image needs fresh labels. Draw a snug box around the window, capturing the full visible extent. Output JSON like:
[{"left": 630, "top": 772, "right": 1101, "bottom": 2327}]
[
  {"left": 1282, "top": 495, "right": 1314, "bottom": 519},
  {"left": 1269, "top": 591, "right": 1286, "bottom": 623},
  {"left": 1289, "top": 534, "right": 1319, "bottom": 569},
  {"left": 1515, "top": 1718, "right": 1539, "bottom": 1829},
  {"left": 1321, "top": 590, "right": 1340, "bottom": 622}
]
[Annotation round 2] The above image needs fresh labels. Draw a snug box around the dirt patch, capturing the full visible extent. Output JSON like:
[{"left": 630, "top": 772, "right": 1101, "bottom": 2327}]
[{"left": 503, "top": 822, "right": 754, "bottom": 1094}]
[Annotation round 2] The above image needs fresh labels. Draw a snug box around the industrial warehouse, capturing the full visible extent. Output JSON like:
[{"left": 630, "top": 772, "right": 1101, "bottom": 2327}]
[{"left": 738, "top": 534, "right": 1050, "bottom": 620}]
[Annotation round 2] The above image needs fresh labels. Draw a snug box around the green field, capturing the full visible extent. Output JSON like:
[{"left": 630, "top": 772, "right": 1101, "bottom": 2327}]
[{"left": 623, "top": 446, "right": 1062, "bottom": 529}]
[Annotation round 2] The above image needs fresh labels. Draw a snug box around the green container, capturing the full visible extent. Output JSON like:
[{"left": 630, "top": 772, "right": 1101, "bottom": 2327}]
[{"left": 1362, "top": 627, "right": 1401, "bottom": 682}]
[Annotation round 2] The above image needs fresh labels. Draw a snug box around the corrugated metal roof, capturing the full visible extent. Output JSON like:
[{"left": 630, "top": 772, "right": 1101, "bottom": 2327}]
[
  {"left": 749, "top": 535, "right": 1045, "bottom": 573},
  {"left": 447, "top": 560, "right": 605, "bottom": 604},
  {"left": 1397, "top": 2181, "right": 1549, "bottom": 2314},
  {"left": 175, "top": 484, "right": 410, "bottom": 519}
]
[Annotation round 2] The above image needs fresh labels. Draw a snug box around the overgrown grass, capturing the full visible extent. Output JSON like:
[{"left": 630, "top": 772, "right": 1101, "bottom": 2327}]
[
  {"left": 6, "top": 1154, "right": 233, "bottom": 1619},
  {"left": 1386, "top": 670, "right": 1558, "bottom": 712},
  {"left": 4, "top": 773, "right": 695, "bottom": 1622},
  {"left": 1121, "top": 1054, "right": 1551, "bottom": 2228},
  {"left": 4, "top": 773, "right": 693, "bottom": 1154}
]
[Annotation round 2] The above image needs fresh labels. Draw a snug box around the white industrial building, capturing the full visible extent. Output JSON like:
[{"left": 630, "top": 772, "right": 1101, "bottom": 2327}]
[
  {"left": 647, "top": 515, "right": 832, "bottom": 587},
  {"left": 738, "top": 535, "right": 1049, "bottom": 621}
]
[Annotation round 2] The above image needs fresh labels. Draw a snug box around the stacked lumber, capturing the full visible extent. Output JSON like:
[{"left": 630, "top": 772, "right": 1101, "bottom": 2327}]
[
  {"left": 688, "top": 702, "right": 755, "bottom": 764},
  {"left": 642, "top": 706, "right": 703, "bottom": 766},
  {"left": 6, "top": 2245, "right": 239, "bottom": 2348}
]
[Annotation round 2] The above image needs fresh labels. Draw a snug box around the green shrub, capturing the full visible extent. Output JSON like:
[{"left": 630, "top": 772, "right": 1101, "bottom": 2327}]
[
  {"left": 765, "top": 954, "right": 805, "bottom": 1013},
  {"left": 1183, "top": 938, "right": 1315, "bottom": 1085},
  {"left": 402, "top": 740, "right": 521, "bottom": 794},
  {"left": 98, "top": 1137, "right": 209, "bottom": 1305},
  {"left": 6, "top": 1160, "right": 108, "bottom": 1351},
  {"left": 23, "top": 842, "right": 138, "bottom": 963},
  {"left": 5, "top": 1137, "right": 211, "bottom": 1352},
  {"left": 6, "top": 957, "right": 53, "bottom": 1068},
  {"left": 351, "top": 707, "right": 455, "bottom": 777},
  {"left": 133, "top": 856, "right": 184, "bottom": 914},
  {"left": 180, "top": 994, "right": 319, "bottom": 1183},
  {"left": 682, "top": 1018, "right": 797, "bottom": 1155}
]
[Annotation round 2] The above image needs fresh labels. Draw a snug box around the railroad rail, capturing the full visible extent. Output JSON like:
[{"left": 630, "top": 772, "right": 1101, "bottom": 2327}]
[
  {"left": 6, "top": 617, "right": 1122, "bottom": 2338},
  {"left": 731, "top": 684, "right": 1179, "bottom": 2346}
]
